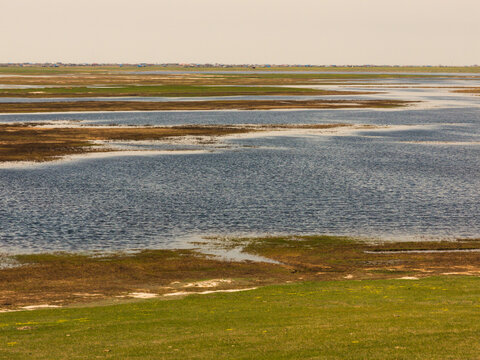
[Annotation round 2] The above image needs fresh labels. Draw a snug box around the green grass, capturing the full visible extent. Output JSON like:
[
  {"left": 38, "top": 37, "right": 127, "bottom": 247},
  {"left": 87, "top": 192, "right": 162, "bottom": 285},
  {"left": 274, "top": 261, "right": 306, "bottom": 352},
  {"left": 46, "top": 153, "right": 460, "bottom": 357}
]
[
  {"left": 1, "top": 276, "right": 480, "bottom": 359},
  {"left": 0, "top": 85, "right": 332, "bottom": 98}
]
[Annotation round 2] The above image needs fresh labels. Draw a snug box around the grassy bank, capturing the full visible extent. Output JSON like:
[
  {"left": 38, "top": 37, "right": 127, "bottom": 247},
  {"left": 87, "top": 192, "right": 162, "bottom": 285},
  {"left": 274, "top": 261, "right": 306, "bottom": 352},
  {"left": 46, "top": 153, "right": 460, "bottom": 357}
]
[
  {"left": 1, "top": 277, "right": 480, "bottom": 359},
  {"left": 1, "top": 235, "right": 480, "bottom": 308},
  {"left": 0, "top": 124, "right": 252, "bottom": 162},
  {"left": 0, "top": 124, "right": 349, "bottom": 162},
  {"left": 0, "top": 99, "right": 410, "bottom": 114},
  {"left": 2, "top": 236, "right": 480, "bottom": 358},
  {"left": 0, "top": 85, "right": 362, "bottom": 98}
]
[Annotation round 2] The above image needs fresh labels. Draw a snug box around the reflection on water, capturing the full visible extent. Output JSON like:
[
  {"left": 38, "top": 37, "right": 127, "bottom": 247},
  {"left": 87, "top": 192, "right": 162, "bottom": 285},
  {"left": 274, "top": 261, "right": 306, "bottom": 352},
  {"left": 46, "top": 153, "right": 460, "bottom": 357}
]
[{"left": 0, "top": 80, "right": 479, "bottom": 253}]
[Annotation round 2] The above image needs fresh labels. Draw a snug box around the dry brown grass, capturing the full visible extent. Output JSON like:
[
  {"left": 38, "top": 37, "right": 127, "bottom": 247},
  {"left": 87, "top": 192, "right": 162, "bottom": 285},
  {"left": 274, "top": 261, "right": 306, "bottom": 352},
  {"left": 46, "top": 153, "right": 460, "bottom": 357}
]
[
  {"left": 0, "top": 99, "right": 410, "bottom": 113},
  {"left": 0, "top": 124, "right": 255, "bottom": 162},
  {"left": 240, "top": 236, "right": 480, "bottom": 278},
  {"left": 0, "top": 123, "right": 351, "bottom": 162},
  {"left": 0, "top": 250, "right": 289, "bottom": 308},
  {"left": 0, "top": 74, "right": 332, "bottom": 87},
  {"left": 454, "top": 87, "right": 480, "bottom": 95},
  {"left": 1, "top": 236, "right": 480, "bottom": 309}
]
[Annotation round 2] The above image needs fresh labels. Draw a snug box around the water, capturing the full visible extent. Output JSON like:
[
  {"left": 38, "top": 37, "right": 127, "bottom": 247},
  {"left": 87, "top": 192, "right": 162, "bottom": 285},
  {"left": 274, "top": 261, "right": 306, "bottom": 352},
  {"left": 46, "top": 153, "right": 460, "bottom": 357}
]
[{"left": 0, "top": 79, "right": 479, "bottom": 253}]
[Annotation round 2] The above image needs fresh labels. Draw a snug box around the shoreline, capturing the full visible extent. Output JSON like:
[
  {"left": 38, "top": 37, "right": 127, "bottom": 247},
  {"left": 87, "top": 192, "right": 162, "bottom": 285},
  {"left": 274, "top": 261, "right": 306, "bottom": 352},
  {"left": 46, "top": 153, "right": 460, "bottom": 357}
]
[
  {"left": 1, "top": 235, "right": 480, "bottom": 310},
  {"left": 0, "top": 123, "right": 460, "bottom": 167},
  {"left": 0, "top": 123, "right": 371, "bottom": 164}
]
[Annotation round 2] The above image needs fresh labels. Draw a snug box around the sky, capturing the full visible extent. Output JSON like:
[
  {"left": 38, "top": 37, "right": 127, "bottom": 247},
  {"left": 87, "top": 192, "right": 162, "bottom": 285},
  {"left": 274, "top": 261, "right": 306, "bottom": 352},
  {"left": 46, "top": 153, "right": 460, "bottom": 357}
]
[{"left": 1, "top": 0, "right": 479, "bottom": 65}]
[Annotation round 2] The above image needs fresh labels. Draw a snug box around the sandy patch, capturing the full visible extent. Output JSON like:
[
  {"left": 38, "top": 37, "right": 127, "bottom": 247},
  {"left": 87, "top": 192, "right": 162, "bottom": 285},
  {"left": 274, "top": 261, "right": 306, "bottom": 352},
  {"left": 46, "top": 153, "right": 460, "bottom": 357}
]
[
  {"left": 72, "top": 293, "right": 103, "bottom": 297},
  {"left": 126, "top": 292, "right": 158, "bottom": 299},
  {"left": 441, "top": 272, "right": 479, "bottom": 276},
  {"left": 164, "top": 287, "right": 258, "bottom": 297},
  {"left": 184, "top": 279, "right": 233, "bottom": 288},
  {"left": 21, "top": 304, "right": 61, "bottom": 310}
]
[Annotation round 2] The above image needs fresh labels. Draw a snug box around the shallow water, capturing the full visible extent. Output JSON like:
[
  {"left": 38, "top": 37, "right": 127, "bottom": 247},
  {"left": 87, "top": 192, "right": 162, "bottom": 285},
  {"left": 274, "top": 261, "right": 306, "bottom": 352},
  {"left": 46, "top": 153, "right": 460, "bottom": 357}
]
[{"left": 0, "top": 79, "right": 479, "bottom": 253}]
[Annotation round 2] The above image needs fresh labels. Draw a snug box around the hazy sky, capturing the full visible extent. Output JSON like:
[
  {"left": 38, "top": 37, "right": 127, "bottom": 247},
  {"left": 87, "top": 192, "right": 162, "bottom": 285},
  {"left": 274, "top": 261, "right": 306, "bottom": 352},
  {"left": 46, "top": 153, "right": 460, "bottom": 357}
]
[{"left": 1, "top": 0, "right": 479, "bottom": 65}]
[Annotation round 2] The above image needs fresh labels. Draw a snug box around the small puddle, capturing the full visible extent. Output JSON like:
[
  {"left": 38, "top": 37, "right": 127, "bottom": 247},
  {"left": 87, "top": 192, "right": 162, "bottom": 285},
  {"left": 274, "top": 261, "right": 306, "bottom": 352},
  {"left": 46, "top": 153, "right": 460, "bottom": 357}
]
[{"left": 193, "top": 246, "right": 280, "bottom": 264}]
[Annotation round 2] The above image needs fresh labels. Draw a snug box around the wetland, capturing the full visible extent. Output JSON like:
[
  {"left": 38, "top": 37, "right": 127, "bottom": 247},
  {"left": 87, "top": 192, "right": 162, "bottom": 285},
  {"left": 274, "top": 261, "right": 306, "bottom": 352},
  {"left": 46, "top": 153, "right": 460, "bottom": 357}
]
[{"left": 1, "top": 66, "right": 480, "bottom": 307}]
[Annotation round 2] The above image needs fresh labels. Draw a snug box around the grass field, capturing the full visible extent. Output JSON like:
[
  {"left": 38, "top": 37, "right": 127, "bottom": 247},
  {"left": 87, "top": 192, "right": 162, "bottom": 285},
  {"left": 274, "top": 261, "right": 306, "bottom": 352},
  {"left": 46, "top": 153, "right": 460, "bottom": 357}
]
[
  {"left": 1, "top": 277, "right": 480, "bottom": 359},
  {"left": 0, "top": 73, "right": 443, "bottom": 88},
  {"left": 2, "top": 67, "right": 479, "bottom": 90},
  {"left": 0, "top": 85, "right": 358, "bottom": 98},
  {"left": 2, "top": 236, "right": 480, "bottom": 358}
]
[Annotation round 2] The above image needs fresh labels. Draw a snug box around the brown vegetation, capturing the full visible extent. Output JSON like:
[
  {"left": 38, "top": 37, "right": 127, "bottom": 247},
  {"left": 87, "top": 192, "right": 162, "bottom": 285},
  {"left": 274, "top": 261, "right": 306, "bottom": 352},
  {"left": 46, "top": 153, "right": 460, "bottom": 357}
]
[
  {"left": 0, "top": 73, "right": 404, "bottom": 87},
  {"left": 0, "top": 87, "right": 365, "bottom": 98},
  {"left": 454, "top": 88, "right": 480, "bottom": 95},
  {"left": 0, "top": 74, "right": 342, "bottom": 87},
  {"left": 1, "top": 236, "right": 480, "bottom": 309},
  {"left": 0, "top": 123, "right": 350, "bottom": 162},
  {"left": 0, "top": 124, "right": 255, "bottom": 162},
  {"left": 0, "top": 99, "right": 410, "bottom": 113}
]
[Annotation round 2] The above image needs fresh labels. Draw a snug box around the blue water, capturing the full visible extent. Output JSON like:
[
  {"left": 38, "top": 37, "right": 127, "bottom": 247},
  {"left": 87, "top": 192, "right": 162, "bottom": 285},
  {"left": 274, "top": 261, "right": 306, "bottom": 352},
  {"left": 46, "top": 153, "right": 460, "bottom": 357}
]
[{"left": 0, "top": 82, "right": 479, "bottom": 253}]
